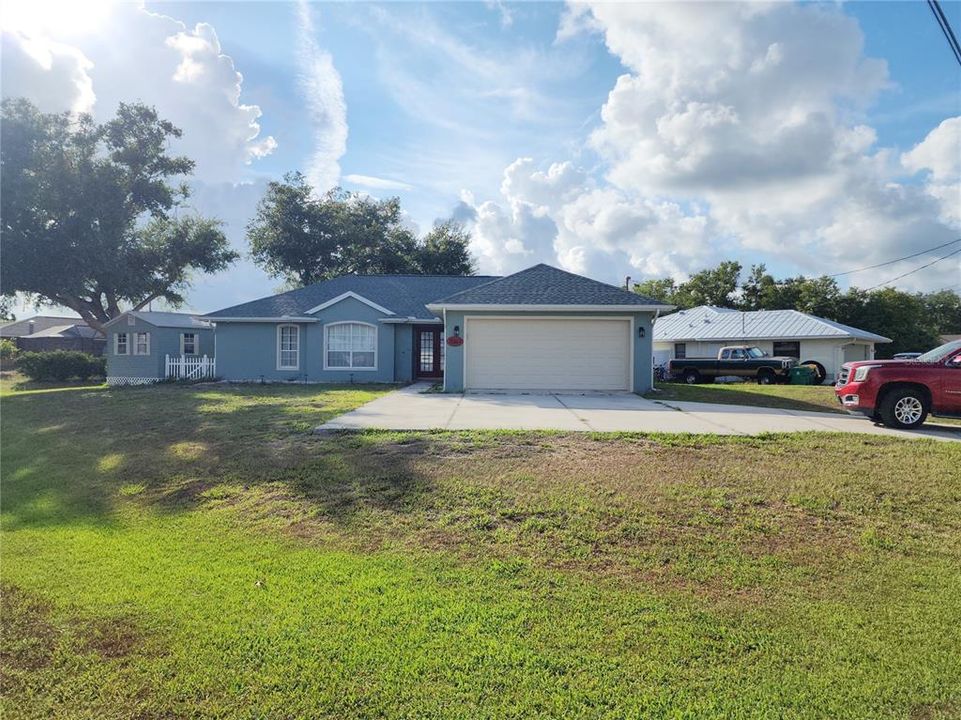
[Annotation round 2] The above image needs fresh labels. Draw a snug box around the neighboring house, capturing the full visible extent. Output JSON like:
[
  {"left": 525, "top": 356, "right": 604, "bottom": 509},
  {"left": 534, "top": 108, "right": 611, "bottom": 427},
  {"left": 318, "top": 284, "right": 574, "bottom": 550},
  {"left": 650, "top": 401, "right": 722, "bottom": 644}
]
[
  {"left": 653, "top": 305, "right": 891, "bottom": 381},
  {"left": 206, "top": 264, "right": 671, "bottom": 393},
  {"left": 105, "top": 311, "right": 214, "bottom": 385},
  {"left": 0, "top": 315, "right": 105, "bottom": 355}
]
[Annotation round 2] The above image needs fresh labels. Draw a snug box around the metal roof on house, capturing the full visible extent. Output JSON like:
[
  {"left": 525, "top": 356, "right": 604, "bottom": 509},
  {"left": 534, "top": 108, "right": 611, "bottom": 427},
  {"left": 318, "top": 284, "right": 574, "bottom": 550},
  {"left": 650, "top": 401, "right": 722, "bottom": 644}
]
[
  {"left": 428, "top": 264, "right": 671, "bottom": 308},
  {"left": 654, "top": 305, "right": 891, "bottom": 343},
  {"left": 206, "top": 275, "right": 500, "bottom": 321},
  {"left": 105, "top": 311, "right": 213, "bottom": 329}
]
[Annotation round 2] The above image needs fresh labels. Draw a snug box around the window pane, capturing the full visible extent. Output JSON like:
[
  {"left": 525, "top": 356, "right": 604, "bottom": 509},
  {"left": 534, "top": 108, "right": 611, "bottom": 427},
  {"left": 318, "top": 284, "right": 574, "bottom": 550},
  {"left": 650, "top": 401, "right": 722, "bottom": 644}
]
[
  {"left": 352, "top": 351, "right": 375, "bottom": 368},
  {"left": 327, "top": 351, "right": 349, "bottom": 368},
  {"left": 352, "top": 324, "right": 375, "bottom": 351}
]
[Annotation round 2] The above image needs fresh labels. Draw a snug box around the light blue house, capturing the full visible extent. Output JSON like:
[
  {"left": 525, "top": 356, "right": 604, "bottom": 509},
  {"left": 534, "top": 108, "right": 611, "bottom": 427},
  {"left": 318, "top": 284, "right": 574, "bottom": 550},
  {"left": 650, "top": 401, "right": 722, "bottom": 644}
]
[
  {"left": 206, "top": 264, "right": 671, "bottom": 393},
  {"left": 104, "top": 311, "right": 215, "bottom": 385}
]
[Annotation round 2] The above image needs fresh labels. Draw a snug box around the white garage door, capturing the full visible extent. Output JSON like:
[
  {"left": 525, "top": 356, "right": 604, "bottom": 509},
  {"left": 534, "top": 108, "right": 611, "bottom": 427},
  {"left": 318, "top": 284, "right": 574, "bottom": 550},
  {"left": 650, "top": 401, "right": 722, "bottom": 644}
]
[{"left": 465, "top": 317, "right": 631, "bottom": 391}]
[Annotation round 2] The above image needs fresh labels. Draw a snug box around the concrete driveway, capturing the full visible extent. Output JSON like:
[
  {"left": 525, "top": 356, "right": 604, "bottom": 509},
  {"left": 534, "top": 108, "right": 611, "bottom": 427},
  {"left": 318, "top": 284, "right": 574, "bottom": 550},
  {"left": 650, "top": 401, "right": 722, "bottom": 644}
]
[{"left": 317, "top": 384, "right": 961, "bottom": 441}]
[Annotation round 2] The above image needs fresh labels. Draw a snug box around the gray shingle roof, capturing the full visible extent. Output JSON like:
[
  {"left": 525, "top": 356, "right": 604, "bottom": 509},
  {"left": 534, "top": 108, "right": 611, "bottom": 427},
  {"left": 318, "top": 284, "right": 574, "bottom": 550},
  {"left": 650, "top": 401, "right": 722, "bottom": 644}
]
[
  {"left": 654, "top": 305, "right": 891, "bottom": 343},
  {"left": 429, "top": 264, "right": 671, "bottom": 307},
  {"left": 0, "top": 316, "right": 85, "bottom": 337},
  {"left": 206, "top": 275, "right": 500, "bottom": 320}
]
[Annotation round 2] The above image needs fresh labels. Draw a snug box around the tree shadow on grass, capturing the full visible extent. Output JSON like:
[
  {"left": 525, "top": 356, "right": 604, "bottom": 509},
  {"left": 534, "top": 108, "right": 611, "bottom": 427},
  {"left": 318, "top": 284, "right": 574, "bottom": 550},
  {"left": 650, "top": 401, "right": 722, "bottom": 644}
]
[{"left": 0, "top": 383, "right": 431, "bottom": 532}]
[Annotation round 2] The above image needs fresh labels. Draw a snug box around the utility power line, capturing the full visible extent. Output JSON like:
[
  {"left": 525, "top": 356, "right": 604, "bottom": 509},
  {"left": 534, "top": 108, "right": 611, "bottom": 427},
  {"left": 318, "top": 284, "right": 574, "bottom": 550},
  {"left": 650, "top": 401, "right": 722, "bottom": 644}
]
[
  {"left": 862, "top": 246, "right": 961, "bottom": 291},
  {"left": 928, "top": 0, "right": 961, "bottom": 67},
  {"left": 827, "top": 237, "right": 961, "bottom": 278}
]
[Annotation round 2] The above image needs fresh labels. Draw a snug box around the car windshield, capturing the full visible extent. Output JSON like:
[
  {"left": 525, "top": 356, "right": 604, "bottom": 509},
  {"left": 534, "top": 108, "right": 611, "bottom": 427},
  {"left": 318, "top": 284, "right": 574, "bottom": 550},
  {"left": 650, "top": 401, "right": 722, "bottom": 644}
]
[
  {"left": 747, "top": 347, "right": 765, "bottom": 358},
  {"left": 916, "top": 339, "right": 961, "bottom": 363}
]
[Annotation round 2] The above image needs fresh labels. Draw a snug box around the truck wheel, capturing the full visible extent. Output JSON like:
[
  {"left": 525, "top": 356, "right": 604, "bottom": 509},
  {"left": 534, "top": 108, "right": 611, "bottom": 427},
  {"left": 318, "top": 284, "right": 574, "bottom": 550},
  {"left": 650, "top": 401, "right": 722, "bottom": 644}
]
[
  {"left": 683, "top": 370, "right": 700, "bottom": 385},
  {"left": 878, "top": 388, "right": 929, "bottom": 429},
  {"left": 757, "top": 369, "right": 775, "bottom": 385}
]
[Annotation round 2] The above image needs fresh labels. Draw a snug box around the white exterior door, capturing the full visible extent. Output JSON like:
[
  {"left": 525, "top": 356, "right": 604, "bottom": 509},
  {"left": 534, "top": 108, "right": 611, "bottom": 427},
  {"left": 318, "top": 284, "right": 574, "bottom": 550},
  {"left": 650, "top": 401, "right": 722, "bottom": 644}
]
[{"left": 465, "top": 317, "right": 632, "bottom": 391}]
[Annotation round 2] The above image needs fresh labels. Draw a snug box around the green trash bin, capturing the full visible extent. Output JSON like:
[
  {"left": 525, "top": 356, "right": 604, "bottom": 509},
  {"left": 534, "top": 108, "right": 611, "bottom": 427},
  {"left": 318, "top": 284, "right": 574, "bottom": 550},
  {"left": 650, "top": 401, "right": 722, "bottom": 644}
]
[{"left": 788, "top": 366, "right": 816, "bottom": 385}]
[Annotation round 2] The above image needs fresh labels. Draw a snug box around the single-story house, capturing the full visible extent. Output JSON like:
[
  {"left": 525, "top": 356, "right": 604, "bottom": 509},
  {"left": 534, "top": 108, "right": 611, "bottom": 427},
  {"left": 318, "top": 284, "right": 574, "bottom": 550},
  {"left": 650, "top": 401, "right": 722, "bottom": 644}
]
[
  {"left": 653, "top": 305, "right": 891, "bottom": 382},
  {"left": 1, "top": 315, "right": 105, "bottom": 355},
  {"left": 105, "top": 311, "right": 214, "bottom": 385},
  {"left": 205, "top": 264, "right": 671, "bottom": 393}
]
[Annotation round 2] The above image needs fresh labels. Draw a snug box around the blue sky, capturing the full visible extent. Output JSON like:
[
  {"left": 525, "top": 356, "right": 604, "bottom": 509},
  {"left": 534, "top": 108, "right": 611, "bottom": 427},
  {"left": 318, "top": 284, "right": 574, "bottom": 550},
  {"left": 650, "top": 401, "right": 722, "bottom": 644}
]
[{"left": 2, "top": 1, "right": 959, "bottom": 315}]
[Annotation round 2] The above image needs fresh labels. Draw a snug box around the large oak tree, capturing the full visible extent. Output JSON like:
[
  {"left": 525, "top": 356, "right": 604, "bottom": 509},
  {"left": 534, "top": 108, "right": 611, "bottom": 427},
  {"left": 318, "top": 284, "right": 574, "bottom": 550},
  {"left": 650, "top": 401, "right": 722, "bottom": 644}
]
[
  {"left": 247, "top": 172, "right": 474, "bottom": 286},
  {"left": 0, "top": 98, "right": 237, "bottom": 332}
]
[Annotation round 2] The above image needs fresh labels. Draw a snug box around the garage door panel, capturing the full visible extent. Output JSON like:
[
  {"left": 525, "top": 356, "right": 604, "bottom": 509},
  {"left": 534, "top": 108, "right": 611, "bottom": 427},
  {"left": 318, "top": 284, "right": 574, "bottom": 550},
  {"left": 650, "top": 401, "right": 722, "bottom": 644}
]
[{"left": 466, "top": 318, "right": 630, "bottom": 391}]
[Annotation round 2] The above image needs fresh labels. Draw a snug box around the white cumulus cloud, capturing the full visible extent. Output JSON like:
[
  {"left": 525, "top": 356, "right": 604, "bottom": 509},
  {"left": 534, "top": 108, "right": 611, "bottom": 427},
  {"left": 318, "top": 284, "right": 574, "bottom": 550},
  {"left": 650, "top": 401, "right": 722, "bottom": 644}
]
[{"left": 1, "top": 2, "right": 276, "bottom": 182}]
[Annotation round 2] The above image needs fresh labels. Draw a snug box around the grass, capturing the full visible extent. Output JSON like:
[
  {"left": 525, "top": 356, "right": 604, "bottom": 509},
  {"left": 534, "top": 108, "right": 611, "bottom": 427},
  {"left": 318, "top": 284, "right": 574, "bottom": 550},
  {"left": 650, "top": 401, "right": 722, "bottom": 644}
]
[
  {"left": 645, "top": 380, "right": 848, "bottom": 414},
  {"left": 2, "top": 380, "right": 961, "bottom": 717},
  {"left": 646, "top": 380, "right": 961, "bottom": 427}
]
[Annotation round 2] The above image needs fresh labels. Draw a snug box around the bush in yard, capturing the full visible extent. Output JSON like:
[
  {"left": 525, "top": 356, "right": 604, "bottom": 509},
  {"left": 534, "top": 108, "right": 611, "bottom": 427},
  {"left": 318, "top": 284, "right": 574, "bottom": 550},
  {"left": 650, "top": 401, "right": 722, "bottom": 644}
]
[
  {"left": 16, "top": 350, "right": 104, "bottom": 382},
  {"left": 0, "top": 339, "right": 19, "bottom": 369}
]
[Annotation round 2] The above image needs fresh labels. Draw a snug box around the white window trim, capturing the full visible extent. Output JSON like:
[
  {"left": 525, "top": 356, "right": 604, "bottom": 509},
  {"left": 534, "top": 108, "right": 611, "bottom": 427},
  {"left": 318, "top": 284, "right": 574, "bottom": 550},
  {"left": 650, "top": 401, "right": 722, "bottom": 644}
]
[
  {"left": 276, "top": 324, "right": 300, "bottom": 371},
  {"left": 181, "top": 332, "right": 197, "bottom": 355},
  {"left": 323, "top": 321, "right": 378, "bottom": 371},
  {"left": 133, "top": 331, "right": 150, "bottom": 356},
  {"left": 115, "top": 332, "right": 129, "bottom": 356}
]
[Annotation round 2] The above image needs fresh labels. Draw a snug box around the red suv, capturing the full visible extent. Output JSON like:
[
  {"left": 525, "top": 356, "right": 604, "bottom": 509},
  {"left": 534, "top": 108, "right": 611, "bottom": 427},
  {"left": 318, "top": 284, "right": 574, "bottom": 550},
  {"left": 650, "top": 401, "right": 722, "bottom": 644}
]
[{"left": 835, "top": 339, "right": 961, "bottom": 429}]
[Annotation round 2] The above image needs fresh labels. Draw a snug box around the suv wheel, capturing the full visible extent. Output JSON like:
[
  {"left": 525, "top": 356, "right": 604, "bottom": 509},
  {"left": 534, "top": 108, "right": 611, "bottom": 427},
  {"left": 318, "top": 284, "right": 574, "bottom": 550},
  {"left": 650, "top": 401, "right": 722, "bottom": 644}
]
[
  {"left": 757, "top": 369, "right": 775, "bottom": 385},
  {"left": 683, "top": 369, "right": 700, "bottom": 385},
  {"left": 878, "top": 388, "right": 929, "bottom": 429}
]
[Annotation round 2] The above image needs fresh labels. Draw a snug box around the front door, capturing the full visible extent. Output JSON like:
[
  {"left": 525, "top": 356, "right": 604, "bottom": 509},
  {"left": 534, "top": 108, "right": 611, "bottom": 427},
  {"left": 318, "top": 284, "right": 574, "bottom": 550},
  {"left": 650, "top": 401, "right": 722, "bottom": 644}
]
[{"left": 414, "top": 326, "right": 443, "bottom": 379}]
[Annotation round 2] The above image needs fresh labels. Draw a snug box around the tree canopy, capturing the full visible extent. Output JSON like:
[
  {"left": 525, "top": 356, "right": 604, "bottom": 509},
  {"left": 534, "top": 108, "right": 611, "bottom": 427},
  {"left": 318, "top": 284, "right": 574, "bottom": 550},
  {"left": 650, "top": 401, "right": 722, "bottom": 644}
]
[
  {"left": 635, "top": 260, "right": 961, "bottom": 358},
  {"left": 247, "top": 172, "right": 475, "bottom": 286},
  {"left": 0, "top": 98, "right": 236, "bottom": 332}
]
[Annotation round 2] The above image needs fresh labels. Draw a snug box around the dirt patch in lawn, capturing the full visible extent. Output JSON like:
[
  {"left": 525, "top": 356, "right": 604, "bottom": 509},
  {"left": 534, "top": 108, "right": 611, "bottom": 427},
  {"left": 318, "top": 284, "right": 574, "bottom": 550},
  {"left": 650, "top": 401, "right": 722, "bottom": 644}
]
[{"left": 253, "top": 432, "right": 899, "bottom": 597}]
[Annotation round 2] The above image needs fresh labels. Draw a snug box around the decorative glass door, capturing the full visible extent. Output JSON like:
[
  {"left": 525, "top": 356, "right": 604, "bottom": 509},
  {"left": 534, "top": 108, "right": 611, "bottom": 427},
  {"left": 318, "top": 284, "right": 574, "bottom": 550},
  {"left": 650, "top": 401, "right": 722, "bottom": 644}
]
[{"left": 414, "top": 327, "right": 442, "bottom": 378}]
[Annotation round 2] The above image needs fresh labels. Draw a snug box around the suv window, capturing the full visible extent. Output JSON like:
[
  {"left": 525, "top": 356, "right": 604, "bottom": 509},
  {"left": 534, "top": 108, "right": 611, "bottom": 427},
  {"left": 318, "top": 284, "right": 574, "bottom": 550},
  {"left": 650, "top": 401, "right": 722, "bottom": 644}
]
[
  {"left": 720, "top": 349, "right": 730, "bottom": 359},
  {"left": 731, "top": 349, "right": 746, "bottom": 360}
]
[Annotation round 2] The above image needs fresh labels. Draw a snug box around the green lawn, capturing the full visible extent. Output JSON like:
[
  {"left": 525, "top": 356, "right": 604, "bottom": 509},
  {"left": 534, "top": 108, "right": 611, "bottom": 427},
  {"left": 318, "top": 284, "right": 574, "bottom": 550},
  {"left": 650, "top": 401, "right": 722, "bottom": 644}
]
[
  {"left": 2, "top": 381, "right": 961, "bottom": 718},
  {"left": 646, "top": 380, "right": 961, "bottom": 426},
  {"left": 646, "top": 380, "right": 848, "bottom": 414}
]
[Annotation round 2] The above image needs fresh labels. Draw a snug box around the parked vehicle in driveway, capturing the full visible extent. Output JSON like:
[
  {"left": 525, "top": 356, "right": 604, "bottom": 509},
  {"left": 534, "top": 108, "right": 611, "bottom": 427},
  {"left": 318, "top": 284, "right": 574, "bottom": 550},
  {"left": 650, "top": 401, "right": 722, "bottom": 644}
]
[
  {"left": 668, "top": 345, "right": 798, "bottom": 385},
  {"left": 835, "top": 339, "right": 961, "bottom": 429}
]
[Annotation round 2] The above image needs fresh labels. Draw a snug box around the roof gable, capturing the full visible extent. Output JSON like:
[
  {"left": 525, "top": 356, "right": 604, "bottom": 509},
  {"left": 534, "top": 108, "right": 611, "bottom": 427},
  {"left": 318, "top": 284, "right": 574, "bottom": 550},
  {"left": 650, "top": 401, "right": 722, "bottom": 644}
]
[
  {"left": 428, "top": 264, "right": 672, "bottom": 308},
  {"left": 653, "top": 305, "right": 891, "bottom": 343},
  {"left": 305, "top": 291, "right": 396, "bottom": 316},
  {"left": 206, "top": 274, "right": 500, "bottom": 321}
]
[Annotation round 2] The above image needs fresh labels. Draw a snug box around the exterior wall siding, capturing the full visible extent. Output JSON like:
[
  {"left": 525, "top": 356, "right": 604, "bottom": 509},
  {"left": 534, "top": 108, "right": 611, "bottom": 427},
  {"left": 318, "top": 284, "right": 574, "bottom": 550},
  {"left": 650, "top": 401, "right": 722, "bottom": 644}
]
[
  {"left": 442, "top": 310, "right": 655, "bottom": 394},
  {"left": 106, "top": 317, "right": 213, "bottom": 381},
  {"left": 214, "top": 296, "right": 398, "bottom": 383},
  {"left": 393, "top": 325, "right": 414, "bottom": 383}
]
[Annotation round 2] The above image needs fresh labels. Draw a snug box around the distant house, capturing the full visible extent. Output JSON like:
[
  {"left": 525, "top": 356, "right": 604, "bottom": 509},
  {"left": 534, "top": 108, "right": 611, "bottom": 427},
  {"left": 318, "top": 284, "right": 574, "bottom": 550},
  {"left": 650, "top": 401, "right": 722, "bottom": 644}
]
[
  {"left": 104, "top": 311, "right": 214, "bottom": 385},
  {"left": 653, "top": 306, "right": 891, "bottom": 382},
  {"left": 205, "top": 264, "right": 671, "bottom": 392},
  {"left": 0, "top": 315, "right": 105, "bottom": 355}
]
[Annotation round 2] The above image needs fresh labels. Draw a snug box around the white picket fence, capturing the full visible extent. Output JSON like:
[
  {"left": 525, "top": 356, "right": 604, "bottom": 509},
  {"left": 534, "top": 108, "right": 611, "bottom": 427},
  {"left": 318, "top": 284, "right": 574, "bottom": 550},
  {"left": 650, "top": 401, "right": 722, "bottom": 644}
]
[{"left": 165, "top": 354, "right": 216, "bottom": 381}]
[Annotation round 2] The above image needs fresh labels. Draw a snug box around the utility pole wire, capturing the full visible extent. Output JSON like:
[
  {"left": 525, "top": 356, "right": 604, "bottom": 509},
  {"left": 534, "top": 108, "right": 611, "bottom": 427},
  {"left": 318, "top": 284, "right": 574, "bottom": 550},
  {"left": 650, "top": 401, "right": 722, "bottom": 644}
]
[
  {"left": 928, "top": 0, "right": 961, "bottom": 67},
  {"left": 827, "top": 237, "right": 961, "bottom": 278},
  {"left": 862, "top": 247, "right": 961, "bottom": 292}
]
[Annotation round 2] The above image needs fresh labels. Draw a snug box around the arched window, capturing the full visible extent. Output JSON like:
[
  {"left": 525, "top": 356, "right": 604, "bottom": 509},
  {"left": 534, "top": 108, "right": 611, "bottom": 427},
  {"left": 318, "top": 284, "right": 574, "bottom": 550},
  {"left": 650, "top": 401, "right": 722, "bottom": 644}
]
[
  {"left": 276, "top": 324, "right": 300, "bottom": 370},
  {"left": 325, "top": 322, "right": 376, "bottom": 370}
]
